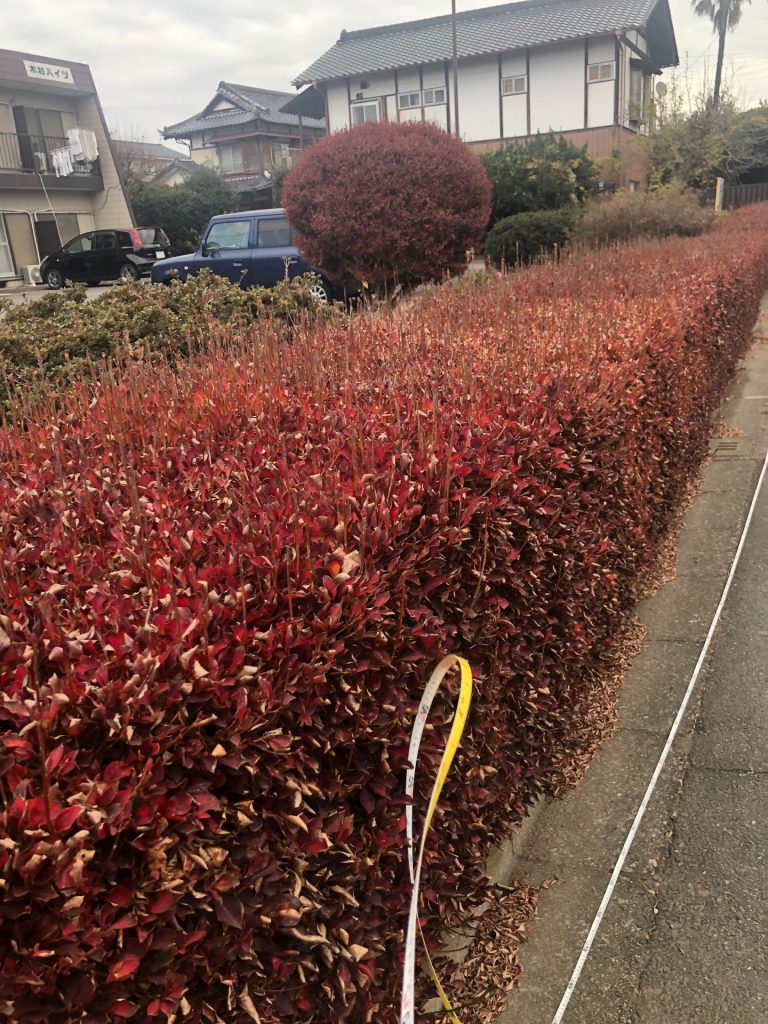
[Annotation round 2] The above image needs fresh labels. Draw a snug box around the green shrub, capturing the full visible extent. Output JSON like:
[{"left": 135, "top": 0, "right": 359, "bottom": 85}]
[
  {"left": 573, "top": 189, "right": 716, "bottom": 247},
  {"left": 128, "top": 167, "right": 238, "bottom": 254},
  {"left": 480, "top": 133, "right": 597, "bottom": 225},
  {"left": 0, "top": 271, "right": 334, "bottom": 410},
  {"left": 484, "top": 209, "right": 575, "bottom": 266}
]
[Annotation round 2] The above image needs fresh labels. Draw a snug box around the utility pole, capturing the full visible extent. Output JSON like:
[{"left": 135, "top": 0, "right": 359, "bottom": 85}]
[{"left": 451, "top": 0, "right": 460, "bottom": 139}]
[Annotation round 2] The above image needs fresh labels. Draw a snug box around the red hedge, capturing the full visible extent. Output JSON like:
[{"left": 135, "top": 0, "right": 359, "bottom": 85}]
[
  {"left": 282, "top": 121, "right": 492, "bottom": 288},
  {"left": 1, "top": 207, "right": 768, "bottom": 1023}
]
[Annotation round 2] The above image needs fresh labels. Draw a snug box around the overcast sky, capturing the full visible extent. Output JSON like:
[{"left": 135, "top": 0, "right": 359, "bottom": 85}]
[{"left": 5, "top": 0, "right": 768, "bottom": 150}]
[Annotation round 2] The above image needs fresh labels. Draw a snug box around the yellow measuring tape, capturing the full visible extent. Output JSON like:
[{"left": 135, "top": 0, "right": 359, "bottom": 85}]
[{"left": 401, "top": 655, "right": 473, "bottom": 1024}]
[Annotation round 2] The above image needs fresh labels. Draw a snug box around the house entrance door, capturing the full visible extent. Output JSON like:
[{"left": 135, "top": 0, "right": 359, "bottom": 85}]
[{"left": 34, "top": 218, "right": 62, "bottom": 259}]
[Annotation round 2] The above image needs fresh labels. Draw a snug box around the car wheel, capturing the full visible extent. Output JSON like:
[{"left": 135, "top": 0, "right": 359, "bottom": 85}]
[
  {"left": 118, "top": 263, "right": 139, "bottom": 282},
  {"left": 45, "top": 268, "right": 64, "bottom": 290},
  {"left": 308, "top": 279, "right": 330, "bottom": 303}
]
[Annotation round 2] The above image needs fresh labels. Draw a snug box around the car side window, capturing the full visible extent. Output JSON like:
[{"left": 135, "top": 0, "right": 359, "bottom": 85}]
[
  {"left": 93, "top": 232, "right": 118, "bottom": 251},
  {"left": 256, "top": 217, "right": 291, "bottom": 248},
  {"left": 205, "top": 219, "right": 252, "bottom": 250},
  {"left": 64, "top": 234, "right": 92, "bottom": 254},
  {"left": 116, "top": 231, "right": 133, "bottom": 247}
]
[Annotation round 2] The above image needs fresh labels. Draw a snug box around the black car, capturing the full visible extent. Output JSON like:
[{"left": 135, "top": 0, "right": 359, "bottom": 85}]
[{"left": 40, "top": 227, "right": 171, "bottom": 289}]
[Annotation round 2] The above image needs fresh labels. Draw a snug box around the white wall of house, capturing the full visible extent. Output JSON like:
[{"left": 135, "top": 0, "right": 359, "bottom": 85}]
[
  {"left": 500, "top": 52, "right": 527, "bottom": 138},
  {"left": 457, "top": 56, "right": 500, "bottom": 140},
  {"left": 327, "top": 81, "right": 350, "bottom": 130},
  {"left": 587, "top": 37, "right": 616, "bottom": 128},
  {"left": 529, "top": 42, "right": 585, "bottom": 134},
  {"left": 323, "top": 34, "right": 632, "bottom": 143},
  {"left": 187, "top": 135, "right": 220, "bottom": 167}
]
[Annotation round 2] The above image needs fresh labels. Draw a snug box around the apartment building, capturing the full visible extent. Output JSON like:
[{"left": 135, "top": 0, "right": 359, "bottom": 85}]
[{"left": 0, "top": 47, "right": 133, "bottom": 285}]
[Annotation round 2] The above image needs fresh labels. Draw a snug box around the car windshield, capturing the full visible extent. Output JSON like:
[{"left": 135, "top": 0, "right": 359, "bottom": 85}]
[{"left": 205, "top": 220, "right": 251, "bottom": 250}]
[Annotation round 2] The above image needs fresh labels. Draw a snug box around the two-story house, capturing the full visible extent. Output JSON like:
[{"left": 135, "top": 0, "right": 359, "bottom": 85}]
[
  {"left": 162, "top": 82, "right": 326, "bottom": 210},
  {"left": 0, "top": 47, "right": 133, "bottom": 285},
  {"left": 112, "top": 139, "right": 197, "bottom": 187},
  {"left": 290, "top": 0, "right": 679, "bottom": 187}
]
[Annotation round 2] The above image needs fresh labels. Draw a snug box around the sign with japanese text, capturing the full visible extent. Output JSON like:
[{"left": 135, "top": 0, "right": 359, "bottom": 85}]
[{"left": 23, "top": 60, "right": 74, "bottom": 85}]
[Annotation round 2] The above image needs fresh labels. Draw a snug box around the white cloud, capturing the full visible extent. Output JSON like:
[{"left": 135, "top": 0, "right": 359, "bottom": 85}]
[{"left": 3, "top": 0, "right": 767, "bottom": 147}]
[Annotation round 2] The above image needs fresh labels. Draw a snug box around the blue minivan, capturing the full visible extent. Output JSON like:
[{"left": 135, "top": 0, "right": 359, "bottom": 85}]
[{"left": 150, "top": 208, "right": 346, "bottom": 302}]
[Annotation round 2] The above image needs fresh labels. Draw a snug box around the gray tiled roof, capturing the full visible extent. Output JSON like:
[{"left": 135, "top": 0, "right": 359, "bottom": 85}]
[
  {"left": 293, "top": 0, "right": 669, "bottom": 85},
  {"left": 113, "top": 140, "right": 185, "bottom": 161},
  {"left": 225, "top": 173, "right": 273, "bottom": 194},
  {"left": 164, "top": 82, "right": 321, "bottom": 139}
]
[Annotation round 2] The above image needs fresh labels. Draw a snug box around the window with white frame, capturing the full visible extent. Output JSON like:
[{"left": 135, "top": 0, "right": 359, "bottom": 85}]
[
  {"left": 218, "top": 142, "right": 244, "bottom": 173},
  {"left": 587, "top": 62, "right": 615, "bottom": 83},
  {"left": 351, "top": 99, "right": 382, "bottom": 124},
  {"left": 398, "top": 92, "right": 421, "bottom": 109},
  {"left": 0, "top": 215, "right": 14, "bottom": 277},
  {"left": 423, "top": 87, "right": 446, "bottom": 105},
  {"left": 272, "top": 142, "right": 300, "bottom": 169},
  {"left": 502, "top": 76, "right": 528, "bottom": 96}
]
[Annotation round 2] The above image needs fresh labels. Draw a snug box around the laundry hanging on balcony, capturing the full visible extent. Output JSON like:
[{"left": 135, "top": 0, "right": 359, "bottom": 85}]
[
  {"left": 66, "top": 127, "right": 98, "bottom": 162},
  {"left": 47, "top": 128, "right": 98, "bottom": 177},
  {"left": 51, "top": 147, "right": 75, "bottom": 177}
]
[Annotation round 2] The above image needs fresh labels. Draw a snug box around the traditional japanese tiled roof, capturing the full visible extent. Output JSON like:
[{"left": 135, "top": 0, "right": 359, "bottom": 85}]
[
  {"left": 163, "top": 82, "right": 321, "bottom": 139},
  {"left": 293, "top": 0, "right": 677, "bottom": 85},
  {"left": 224, "top": 173, "right": 273, "bottom": 194}
]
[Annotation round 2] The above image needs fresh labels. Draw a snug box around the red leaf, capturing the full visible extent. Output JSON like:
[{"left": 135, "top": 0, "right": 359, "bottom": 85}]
[
  {"left": 107, "top": 885, "right": 134, "bottom": 907},
  {"left": 55, "top": 805, "right": 82, "bottom": 831},
  {"left": 108, "top": 1000, "right": 139, "bottom": 1018},
  {"left": 107, "top": 953, "right": 141, "bottom": 983},
  {"left": 149, "top": 891, "right": 175, "bottom": 914},
  {"left": 212, "top": 893, "right": 244, "bottom": 929},
  {"left": 45, "top": 743, "right": 65, "bottom": 774},
  {"left": 112, "top": 913, "right": 137, "bottom": 929}
]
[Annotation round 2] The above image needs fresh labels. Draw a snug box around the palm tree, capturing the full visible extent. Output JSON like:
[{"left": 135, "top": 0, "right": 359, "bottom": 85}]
[{"left": 691, "top": 0, "right": 752, "bottom": 108}]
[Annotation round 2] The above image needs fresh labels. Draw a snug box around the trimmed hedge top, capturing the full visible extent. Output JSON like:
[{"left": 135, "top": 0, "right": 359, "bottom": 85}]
[{"left": 1, "top": 207, "right": 768, "bottom": 1022}]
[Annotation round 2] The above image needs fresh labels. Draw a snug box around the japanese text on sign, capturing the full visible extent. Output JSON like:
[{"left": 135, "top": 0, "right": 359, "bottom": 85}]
[{"left": 23, "top": 61, "right": 74, "bottom": 84}]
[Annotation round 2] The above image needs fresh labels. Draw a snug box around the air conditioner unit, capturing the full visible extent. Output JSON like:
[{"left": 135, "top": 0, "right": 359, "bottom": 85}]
[{"left": 22, "top": 265, "right": 43, "bottom": 285}]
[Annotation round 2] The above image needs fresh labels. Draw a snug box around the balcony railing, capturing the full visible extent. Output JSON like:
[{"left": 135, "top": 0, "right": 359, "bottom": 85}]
[{"left": 0, "top": 131, "right": 99, "bottom": 176}]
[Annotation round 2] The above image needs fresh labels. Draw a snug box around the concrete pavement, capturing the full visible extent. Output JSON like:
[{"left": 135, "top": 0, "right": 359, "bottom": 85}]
[
  {"left": 492, "top": 293, "right": 768, "bottom": 1024},
  {"left": 0, "top": 283, "right": 114, "bottom": 305}
]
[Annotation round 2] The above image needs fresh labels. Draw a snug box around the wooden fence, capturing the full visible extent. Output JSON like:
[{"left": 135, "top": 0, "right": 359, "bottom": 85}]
[{"left": 722, "top": 182, "right": 768, "bottom": 210}]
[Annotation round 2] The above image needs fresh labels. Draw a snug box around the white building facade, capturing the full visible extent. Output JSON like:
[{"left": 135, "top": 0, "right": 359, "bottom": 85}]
[{"left": 291, "top": 0, "right": 678, "bottom": 187}]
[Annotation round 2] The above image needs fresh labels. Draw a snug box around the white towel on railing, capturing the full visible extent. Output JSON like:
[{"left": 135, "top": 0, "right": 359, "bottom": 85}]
[{"left": 66, "top": 127, "right": 98, "bottom": 162}]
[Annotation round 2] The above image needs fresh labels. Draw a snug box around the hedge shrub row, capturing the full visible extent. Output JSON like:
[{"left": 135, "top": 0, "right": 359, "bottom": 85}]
[
  {"left": 0, "top": 271, "right": 331, "bottom": 411},
  {"left": 572, "top": 188, "right": 716, "bottom": 247},
  {"left": 1, "top": 207, "right": 768, "bottom": 1023}
]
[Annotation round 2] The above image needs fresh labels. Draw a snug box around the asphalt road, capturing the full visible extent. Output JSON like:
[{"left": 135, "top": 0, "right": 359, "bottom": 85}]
[{"left": 492, "top": 293, "right": 768, "bottom": 1024}]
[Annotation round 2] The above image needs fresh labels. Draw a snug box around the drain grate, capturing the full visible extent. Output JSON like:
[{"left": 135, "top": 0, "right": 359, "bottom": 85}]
[{"left": 709, "top": 437, "right": 758, "bottom": 460}]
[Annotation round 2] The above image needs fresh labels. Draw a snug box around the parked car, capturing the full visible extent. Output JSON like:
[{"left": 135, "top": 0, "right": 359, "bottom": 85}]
[
  {"left": 41, "top": 227, "right": 171, "bottom": 289},
  {"left": 150, "top": 209, "right": 347, "bottom": 302}
]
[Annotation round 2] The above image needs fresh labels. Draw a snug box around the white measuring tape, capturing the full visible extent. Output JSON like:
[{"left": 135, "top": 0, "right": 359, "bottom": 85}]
[
  {"left": 551, "top": 443, "right": 768, "bottom": 1023},
  {"left": 400, "top": 655, "right": 473, "bottom": 1024}
]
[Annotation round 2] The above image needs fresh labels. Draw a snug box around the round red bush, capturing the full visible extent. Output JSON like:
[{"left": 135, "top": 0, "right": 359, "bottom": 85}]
[{"left": 282, "top": 121, "right": 491, "bottom": 289}]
